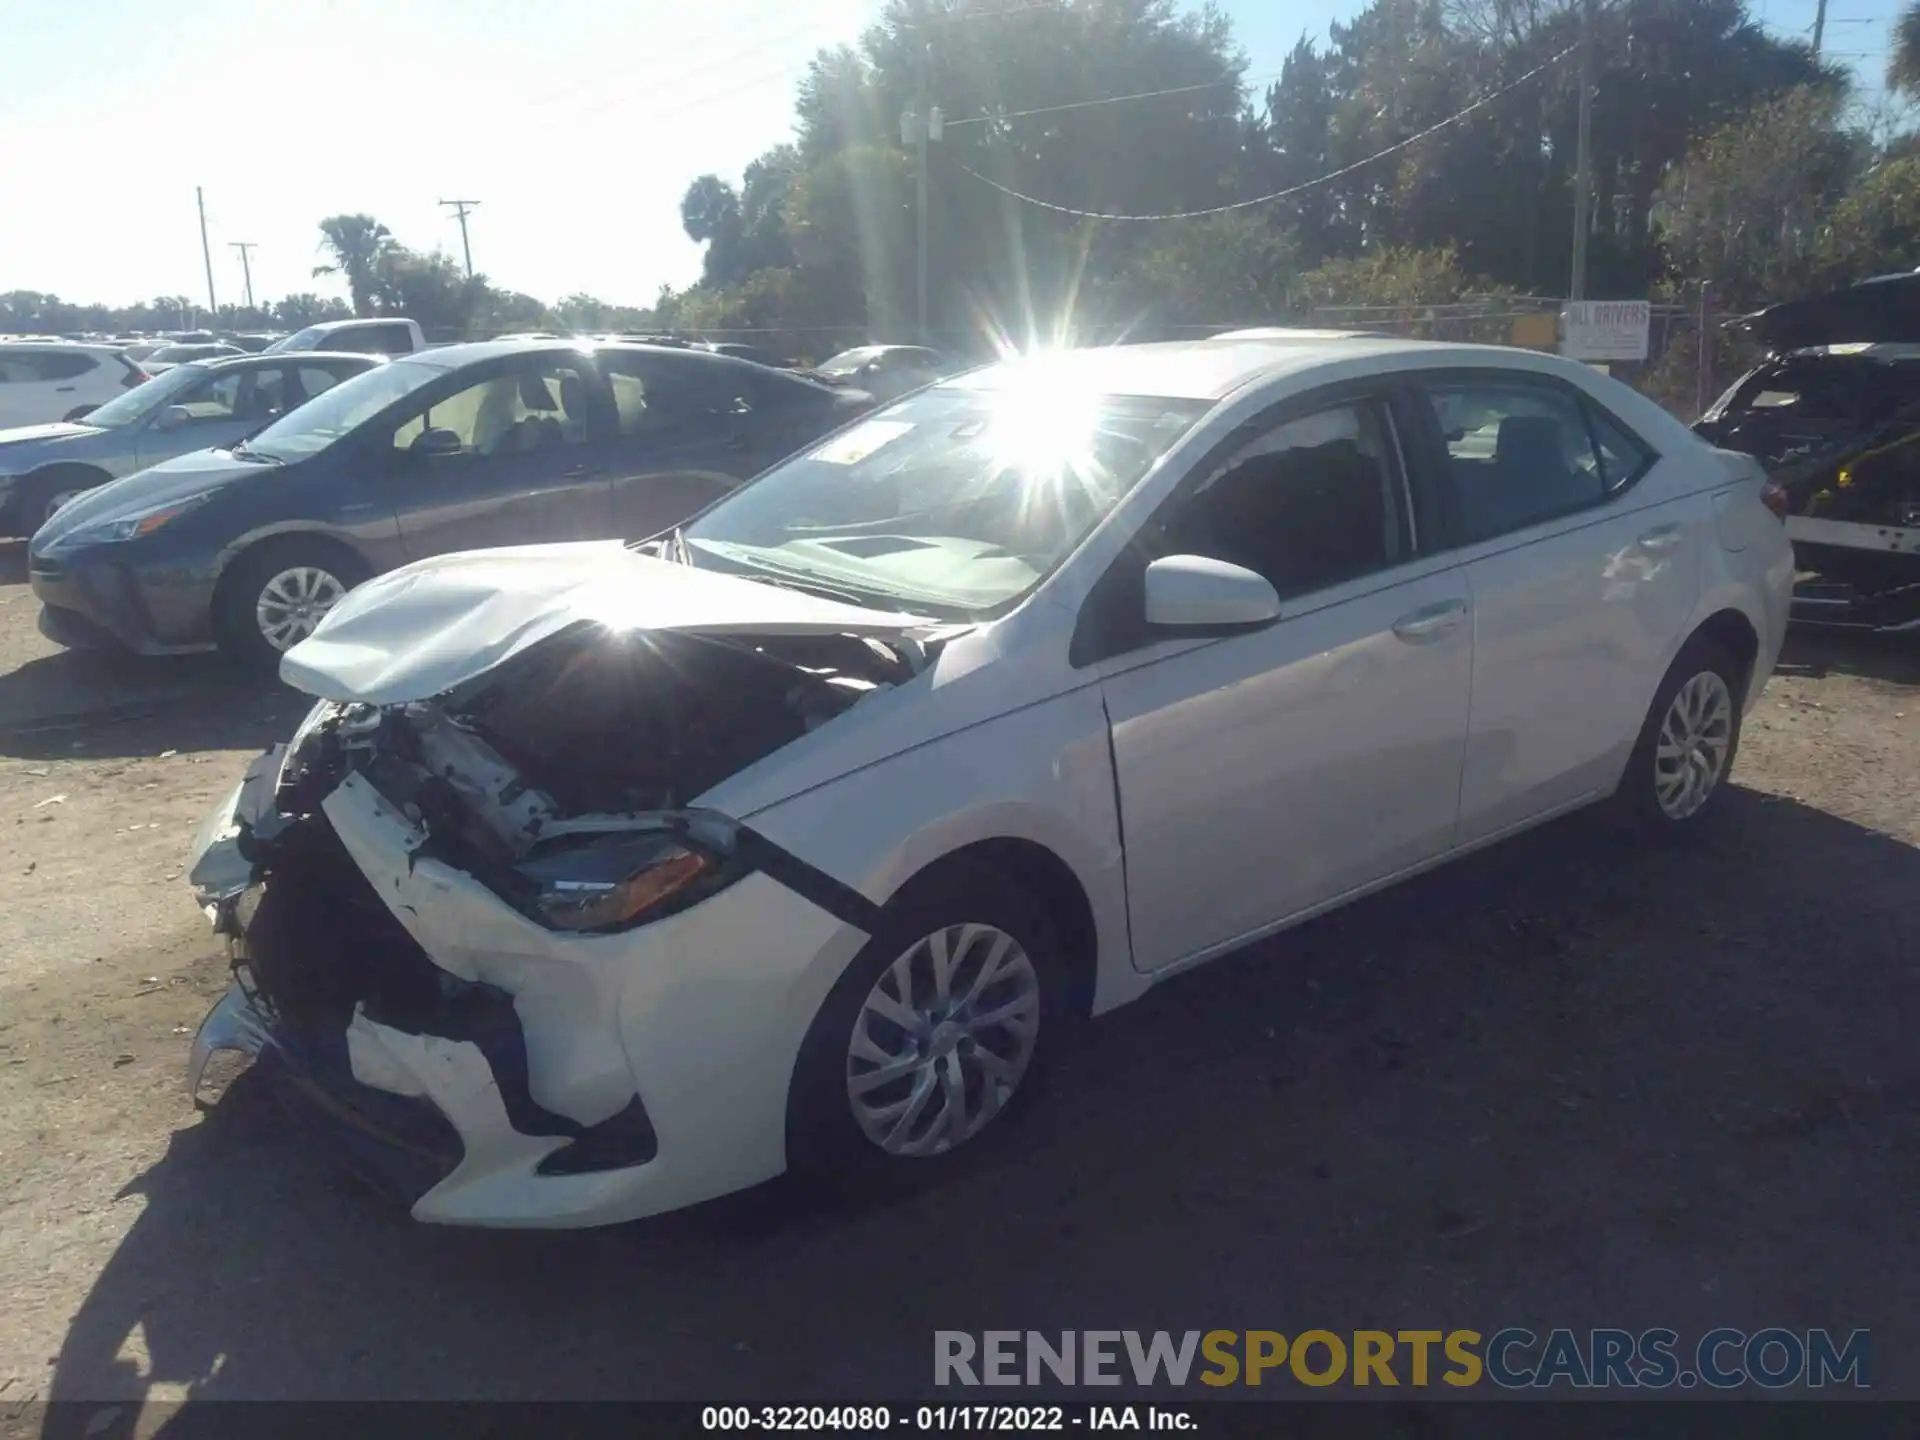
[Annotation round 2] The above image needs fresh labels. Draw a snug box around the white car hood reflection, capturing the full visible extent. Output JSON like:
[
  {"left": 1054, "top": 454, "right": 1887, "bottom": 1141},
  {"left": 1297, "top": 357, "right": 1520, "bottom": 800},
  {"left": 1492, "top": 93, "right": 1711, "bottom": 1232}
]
[{"left": 279, "top": 540, "right": 925, "bottom": 705}]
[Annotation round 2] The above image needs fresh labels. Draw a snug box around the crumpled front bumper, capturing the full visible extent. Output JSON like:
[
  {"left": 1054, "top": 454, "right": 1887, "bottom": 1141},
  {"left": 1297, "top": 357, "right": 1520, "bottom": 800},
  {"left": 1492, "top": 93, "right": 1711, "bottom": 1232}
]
[{"left": 184, "top": 746, "right": 870, "bottom": 1228}]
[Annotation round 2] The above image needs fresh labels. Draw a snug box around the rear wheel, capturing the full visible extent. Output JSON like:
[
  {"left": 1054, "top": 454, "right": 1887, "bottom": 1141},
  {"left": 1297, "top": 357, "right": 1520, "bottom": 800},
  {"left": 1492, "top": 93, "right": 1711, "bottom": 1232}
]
[
  {"left": 214, "top": 540, "right": 367, "bottom": 671},
  {"left": 1610, "top": 635, "right": 1743, "bottom": 834}
]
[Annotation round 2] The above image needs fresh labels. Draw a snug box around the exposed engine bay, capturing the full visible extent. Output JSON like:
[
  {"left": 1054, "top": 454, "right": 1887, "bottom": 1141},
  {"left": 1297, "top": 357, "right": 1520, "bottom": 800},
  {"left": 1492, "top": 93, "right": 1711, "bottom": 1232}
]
[{"left": 273, "top": 624, "right": 919, "bottom": 881}]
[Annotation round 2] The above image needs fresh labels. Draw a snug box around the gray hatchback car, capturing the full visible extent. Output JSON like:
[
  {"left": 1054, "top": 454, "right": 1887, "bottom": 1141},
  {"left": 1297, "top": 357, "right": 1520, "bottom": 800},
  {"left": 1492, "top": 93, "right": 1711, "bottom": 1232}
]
[{"left": 0, "top": 352, "right": 381, "bottom": 536}]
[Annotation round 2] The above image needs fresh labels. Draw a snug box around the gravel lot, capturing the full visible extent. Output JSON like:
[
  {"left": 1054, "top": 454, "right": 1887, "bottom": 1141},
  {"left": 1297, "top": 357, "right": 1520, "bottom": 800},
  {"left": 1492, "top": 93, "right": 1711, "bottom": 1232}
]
[{"left": 1, "top": 532, "right": 1916, "bottom": 1414}]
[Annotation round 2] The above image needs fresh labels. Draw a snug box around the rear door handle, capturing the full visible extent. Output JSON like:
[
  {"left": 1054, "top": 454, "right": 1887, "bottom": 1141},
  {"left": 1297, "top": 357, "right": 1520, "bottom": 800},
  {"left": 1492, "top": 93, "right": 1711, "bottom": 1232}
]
[
  {"left": 1392, "top": 598, "right": 1469, "bottom": 642},
  {"left": 55, "top": 385, "right": 76, "bottom": 393},
  {"left": 1637, "top": 522, "right": 1684, "bottom": 551}
]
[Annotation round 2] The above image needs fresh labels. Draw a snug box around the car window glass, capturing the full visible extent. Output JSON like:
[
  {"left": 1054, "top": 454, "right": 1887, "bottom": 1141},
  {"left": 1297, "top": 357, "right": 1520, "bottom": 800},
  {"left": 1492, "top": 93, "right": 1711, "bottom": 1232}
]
[
  {"left": 1585, "top": 405, "right": 1655, "bottom": 491},
  {"left": 32, "top": 352, "right": 98, "bottom": 381},
  {"left": 1158, "top": 400, "right": 1404, "bottom": 600},
  {"left": 391, "top": 360, "right": 596, "bottom": 456},
  {"left": 0, "top": 356, "right": 32, "bottom": 383},
  {"left": 292, "top": 365, "right": 349, "bottom": 406},
  {"left": 601, "top": 354, "right": 749, "bottom": 436},
  {"left": 1427, "top": 381, "right": 1605, "bottom": 543},
  {"left": 178, "top": 370, "right": 246, "bottom": 423}
]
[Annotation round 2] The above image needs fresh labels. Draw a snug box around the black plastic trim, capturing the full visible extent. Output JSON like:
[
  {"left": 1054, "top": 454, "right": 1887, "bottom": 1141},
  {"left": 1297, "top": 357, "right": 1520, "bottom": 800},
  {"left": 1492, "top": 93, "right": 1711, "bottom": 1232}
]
[{"left": 735, "top": 825, "right": 884, "bottom": 932}]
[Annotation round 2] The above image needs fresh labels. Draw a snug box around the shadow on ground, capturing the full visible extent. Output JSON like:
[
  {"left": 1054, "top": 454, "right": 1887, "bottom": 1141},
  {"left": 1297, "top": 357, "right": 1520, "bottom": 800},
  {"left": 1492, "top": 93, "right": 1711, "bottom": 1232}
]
[
  {"left": 40, "top": 789, "right": 1920, "bottom": 1424},
  {"left": 0, "top": 650, "right": 298, "bottom": 762},
  {"left": 1775, "top": 629, "right": 1920, "bottom": 687}
]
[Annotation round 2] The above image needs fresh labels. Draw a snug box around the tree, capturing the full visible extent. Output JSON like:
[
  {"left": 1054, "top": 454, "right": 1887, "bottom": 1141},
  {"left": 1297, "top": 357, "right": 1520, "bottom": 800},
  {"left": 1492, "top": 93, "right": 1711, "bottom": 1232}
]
[
  {"left": 1105, "top": 212, "right": 1301, "bottom": 327},
  {"left": 1655, "top": 86, "right": 1863, "bottom": 311},
  {"left": 273, "top": 293, "right": 352, "bottom": 328},
  {"left": 1813, "top": 154, "right": 1920, "bottom": 288},
  {"left": 313, "top": 214, "right": 397, "bottom": 316},
  {"left": 1892, "top": 3, "right": 1920, "bottom": 98}
]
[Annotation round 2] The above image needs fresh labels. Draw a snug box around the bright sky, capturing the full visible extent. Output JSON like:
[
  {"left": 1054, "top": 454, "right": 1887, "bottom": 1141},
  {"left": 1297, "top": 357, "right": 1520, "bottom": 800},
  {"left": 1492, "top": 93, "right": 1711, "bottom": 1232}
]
[{"left": 0, "top": 0, "right": 1898, "bottom": 311}]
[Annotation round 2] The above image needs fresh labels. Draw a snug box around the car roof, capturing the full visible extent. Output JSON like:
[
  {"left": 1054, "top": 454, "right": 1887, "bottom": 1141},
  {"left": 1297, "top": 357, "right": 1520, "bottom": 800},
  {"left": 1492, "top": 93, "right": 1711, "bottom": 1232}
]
[
  {"left": 199, "top": 350, "right": 384, "bottom": 371},
  {"left": 405, "top": 338, "right": 783, "bottom": 371},
  {"left": 0, "top": 341, "right": 128, "bottom": 357},
  {"left": 942, "top": 337, "right": 1591, "bottom": 403}
]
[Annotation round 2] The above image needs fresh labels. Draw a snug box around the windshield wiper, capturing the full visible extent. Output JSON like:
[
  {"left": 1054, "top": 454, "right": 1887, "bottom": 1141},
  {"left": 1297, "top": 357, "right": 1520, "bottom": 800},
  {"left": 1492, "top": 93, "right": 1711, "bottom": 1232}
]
[{"left": 228, "top": 439, "right": 282, "bottom": 465}]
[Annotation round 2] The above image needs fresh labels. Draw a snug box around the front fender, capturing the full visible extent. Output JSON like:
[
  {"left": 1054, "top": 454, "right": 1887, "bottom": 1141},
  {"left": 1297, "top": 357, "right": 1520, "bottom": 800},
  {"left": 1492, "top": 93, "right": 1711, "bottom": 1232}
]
[{"left": 742, "top": 684, "right": 1148, "bottom": 1016}]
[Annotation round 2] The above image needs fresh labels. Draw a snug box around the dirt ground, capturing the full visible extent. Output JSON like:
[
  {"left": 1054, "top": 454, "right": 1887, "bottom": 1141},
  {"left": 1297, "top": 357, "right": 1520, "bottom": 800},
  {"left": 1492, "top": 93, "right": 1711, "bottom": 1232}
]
[{"left": 1, "top": 532, "right": 1916, "bottom": 1417}]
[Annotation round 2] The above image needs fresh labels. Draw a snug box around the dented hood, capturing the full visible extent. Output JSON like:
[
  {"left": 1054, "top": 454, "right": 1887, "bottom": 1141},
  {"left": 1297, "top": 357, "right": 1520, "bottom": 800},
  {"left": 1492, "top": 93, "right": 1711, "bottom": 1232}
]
[{"left": 280, "top": 540, "right": 925, "bottom": 705}]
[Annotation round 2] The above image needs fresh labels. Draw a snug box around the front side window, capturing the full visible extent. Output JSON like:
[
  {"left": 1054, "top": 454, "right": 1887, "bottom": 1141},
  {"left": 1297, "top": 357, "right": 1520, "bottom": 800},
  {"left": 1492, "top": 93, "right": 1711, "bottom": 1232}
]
[
  {"left": 175, "top": 370, "right": 246, "bottom": 423},
  {"left": 1156, "top": 400, "right": 1406, "bottom": 600},
  {"left": 73, "top": 363, "right": 205, "bottom": 427},
  {"left": 683, "top": 384, "right": 1208, "bottom": 618},
  {"left": 243, "top": 356, "right": 446, "bottom": 461},
  {"left": 390, "top": 359, "right": 597, "bottom": 456},
  {"left": 1427, "top": 380, "right": 1608, "bottom": 543},
  {"left": 31, "top": 351, "right": 99, "bottom": 381}
]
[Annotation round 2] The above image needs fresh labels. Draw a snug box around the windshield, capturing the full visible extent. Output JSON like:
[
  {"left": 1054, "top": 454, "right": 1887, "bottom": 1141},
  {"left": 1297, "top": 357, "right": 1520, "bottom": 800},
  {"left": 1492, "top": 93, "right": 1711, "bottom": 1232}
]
[
  {"left": 682, "top": 383, "right": 1208, "bottom": 619},
  {"left": 816, "top": 346, "right": 883, "bottom": 377},
  {"left": 71, "top": 363, "right": 207, "bottom": 428},
  {"left": 263, "top": 325, "right": 326, "bottom": 354},
  {"left": 243, "top": 357, "right": 443, "bottom": 461}
]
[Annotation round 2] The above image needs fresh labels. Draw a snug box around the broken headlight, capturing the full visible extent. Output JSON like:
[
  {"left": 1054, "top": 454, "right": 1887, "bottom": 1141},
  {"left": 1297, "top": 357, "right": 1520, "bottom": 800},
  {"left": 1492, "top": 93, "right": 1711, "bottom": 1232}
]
[{"left": 511, "top": 830, "right": 736, "bottom": 933}]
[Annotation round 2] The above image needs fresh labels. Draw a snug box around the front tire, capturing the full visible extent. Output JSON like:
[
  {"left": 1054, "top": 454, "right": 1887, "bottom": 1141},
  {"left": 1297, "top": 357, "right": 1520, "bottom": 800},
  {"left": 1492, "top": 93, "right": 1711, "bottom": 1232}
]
[
  {"left": 1611, "top": 635, "right": 1743, "bottom": 834},
  {"left": 787, "top": 859, "right": 1069, "bottom": 1193},
  {"left": 213, "top": 540, "right": 367, "bottom": 672}
]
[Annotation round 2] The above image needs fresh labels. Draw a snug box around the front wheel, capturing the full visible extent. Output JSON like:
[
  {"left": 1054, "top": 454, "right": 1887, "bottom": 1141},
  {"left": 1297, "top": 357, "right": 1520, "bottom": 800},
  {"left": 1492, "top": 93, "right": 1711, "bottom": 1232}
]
[
  {"left": 787, "top": 860, "right": 1068, "bottom": 1192},
  {"left": 1610, "top": 636, "right": 1743, "bottom": 834},
  {"left": 214, "top": 542, "right": 367, "bottom": 671}
]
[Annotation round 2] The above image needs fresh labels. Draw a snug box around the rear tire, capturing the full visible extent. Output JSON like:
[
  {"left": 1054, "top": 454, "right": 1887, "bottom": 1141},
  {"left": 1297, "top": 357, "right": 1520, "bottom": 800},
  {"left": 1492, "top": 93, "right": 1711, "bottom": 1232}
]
[
  {"left": 1609, "top": 635, "right": 1744, "bottom": 836},
  {"left": 786, "top": 858, "right": 1070, "bottom": 1197},
  {"left": 213, "top": 539, "right": 368, "bottom": 672}
]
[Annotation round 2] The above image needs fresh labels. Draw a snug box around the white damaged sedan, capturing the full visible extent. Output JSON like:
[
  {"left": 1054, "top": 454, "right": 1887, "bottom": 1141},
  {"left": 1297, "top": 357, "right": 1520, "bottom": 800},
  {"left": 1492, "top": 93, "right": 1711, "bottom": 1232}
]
[{"left": 186, "top": 336, "right": 1795, "bottom": 1228}]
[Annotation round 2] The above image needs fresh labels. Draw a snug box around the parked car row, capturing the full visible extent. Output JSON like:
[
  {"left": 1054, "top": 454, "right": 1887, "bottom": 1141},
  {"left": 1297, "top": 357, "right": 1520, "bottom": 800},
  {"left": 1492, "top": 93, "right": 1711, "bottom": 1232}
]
[{"left": 26, "top": 339, "right": 874, "bottom": 665}]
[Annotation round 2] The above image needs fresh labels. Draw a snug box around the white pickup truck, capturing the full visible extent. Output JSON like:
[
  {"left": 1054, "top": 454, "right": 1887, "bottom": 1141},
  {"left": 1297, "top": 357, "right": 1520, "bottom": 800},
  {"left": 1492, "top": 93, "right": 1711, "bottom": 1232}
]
[{"left": 264, "top": 317, "right": 428, "bottom": 357}]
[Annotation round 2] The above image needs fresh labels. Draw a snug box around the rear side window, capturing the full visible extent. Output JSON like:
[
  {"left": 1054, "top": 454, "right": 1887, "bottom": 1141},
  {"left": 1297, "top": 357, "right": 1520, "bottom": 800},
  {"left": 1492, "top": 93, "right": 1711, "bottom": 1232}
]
[
  {"left": 11, "top": 351, "right": 98, "bottom": 381},
  {"left": 1426, "top": 380, "right": 1608, "bottom": 543},
  {"left": 600, "top": 353, "right": 750, "bottom": 436},
  {"left": 1586, "top": 406, "right": 1655, "bottom": 491}
]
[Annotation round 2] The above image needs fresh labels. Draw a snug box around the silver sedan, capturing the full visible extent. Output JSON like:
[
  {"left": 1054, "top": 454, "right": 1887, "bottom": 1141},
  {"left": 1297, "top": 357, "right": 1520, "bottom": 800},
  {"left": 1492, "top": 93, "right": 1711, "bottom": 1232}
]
[{"left": 0, "top": 352, "right": 380, "bottom": 536}]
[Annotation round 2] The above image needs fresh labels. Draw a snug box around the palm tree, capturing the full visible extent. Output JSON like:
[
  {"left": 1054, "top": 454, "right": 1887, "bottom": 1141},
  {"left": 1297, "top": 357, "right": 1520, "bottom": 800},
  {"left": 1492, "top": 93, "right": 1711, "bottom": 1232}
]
[
  {"left": 313, "top": 214, "right": 396, "bottom": 316},
  {"left": 1891, "top": 2, "right": 1920, "bottom": 98}
]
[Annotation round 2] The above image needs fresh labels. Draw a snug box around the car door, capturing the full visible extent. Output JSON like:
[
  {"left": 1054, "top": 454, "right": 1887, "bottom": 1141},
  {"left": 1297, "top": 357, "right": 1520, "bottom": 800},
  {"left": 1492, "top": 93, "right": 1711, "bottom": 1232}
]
[
  {"left": 1411, "top": 371, "right": 1701, "bottom": 844},
  {"left": 1091, "top": 387, "right": 1475, "bottom": 973},
  {"left": 383, "top": 351, "right": 616, "bottom": 561},
  {"left": 596, "top": 351, "right": 789, "bottom": 539},
  {"left": 0, "top": 351, "right": 85, "bottom": 427},
  {"left": 133, "top": 367, "right": 259, "bottom": 469}
]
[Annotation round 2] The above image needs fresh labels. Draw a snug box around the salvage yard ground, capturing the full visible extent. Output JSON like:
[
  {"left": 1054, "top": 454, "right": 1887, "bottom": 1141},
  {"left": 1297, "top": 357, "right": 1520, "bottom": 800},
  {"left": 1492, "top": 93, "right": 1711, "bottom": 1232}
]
[{"left": 0, "top": 532, "right": 1916, "bottom": 1410}]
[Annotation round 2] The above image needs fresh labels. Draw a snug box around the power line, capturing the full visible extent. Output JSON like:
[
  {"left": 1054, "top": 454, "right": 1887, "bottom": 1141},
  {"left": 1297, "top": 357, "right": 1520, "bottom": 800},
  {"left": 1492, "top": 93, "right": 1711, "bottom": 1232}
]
[
  {"left": 949, "top": 43, "right": 1578, "bottom": 223},
  {"left": 943, "top": 70, "right": 1285, "bottom": 129}
]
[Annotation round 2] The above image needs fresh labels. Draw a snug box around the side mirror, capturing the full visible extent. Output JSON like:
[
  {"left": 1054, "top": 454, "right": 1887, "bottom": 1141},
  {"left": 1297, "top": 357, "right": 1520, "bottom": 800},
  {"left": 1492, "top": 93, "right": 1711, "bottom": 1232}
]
[
  {"left": 154, "top": 405, "right": 193, "bottom": 432},
  {"left": 1143, "top": 554, "right": 1280, "bottom": 631},
  {"left": 410, "top": 427, "right": 465, "bottom": 460}
]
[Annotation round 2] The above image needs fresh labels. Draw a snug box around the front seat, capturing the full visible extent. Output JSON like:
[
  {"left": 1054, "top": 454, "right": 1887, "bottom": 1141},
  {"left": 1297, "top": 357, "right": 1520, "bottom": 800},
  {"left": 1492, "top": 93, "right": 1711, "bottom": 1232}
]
[{"left": 1494, "top": 414, "right": 1577, "bottom": 527}]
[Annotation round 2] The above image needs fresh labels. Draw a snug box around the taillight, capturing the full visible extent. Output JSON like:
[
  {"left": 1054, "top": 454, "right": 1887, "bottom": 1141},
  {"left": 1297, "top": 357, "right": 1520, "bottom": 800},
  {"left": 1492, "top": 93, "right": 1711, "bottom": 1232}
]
[{"left": 1760, "top": 481, "right": 1790, "bottom": 521}]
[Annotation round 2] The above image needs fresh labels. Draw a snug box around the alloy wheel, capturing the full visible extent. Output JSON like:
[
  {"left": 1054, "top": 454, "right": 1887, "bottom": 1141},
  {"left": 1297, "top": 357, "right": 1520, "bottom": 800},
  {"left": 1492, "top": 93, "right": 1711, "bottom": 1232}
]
[
  {"left": 1654, "top": 669, "right": 1733, "bottom": 820},
  {"left": 845, "top": 923, "right": 1041, "bottom": 1157},
  {"left": 42, "top": 489, "right": 82, "bottom": 525},
  {"left": 255, "top": 566, "right": 346, "bottom": 652}
]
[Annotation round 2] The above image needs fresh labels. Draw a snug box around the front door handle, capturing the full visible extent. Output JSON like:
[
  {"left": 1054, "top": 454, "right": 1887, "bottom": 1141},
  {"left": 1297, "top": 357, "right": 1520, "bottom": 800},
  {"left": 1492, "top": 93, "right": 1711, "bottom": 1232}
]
[
  {"left": 55, "top": 385, "right": 76, "bottom": 393},
  {"left": 1392, "top": 598, "right": 1469, "bottom": 642},
  {"left": 1637, "top": 522, "right": 1684, "bottom": 551}
]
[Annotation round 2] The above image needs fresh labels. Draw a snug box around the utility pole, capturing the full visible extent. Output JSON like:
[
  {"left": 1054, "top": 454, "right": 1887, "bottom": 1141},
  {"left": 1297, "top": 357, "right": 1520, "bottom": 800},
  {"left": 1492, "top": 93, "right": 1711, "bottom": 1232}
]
[
  {"left": 1570, "top": 0, "right": 1595, "bottom": 302},
  {"left": 915, "top": 43, "right": 931, "bottom": 342},
  {"left": 229, "top": 242, "right": 257, "bottom": 311},
  {"left": 1812, "top": 0, "right": 1828, "bottom": 54},
  {"left": 439, "top": 199, "right": 481, "bottom": 278},
  {"left": 196, "top": 186, "right": 219, "bottom": 317}
]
